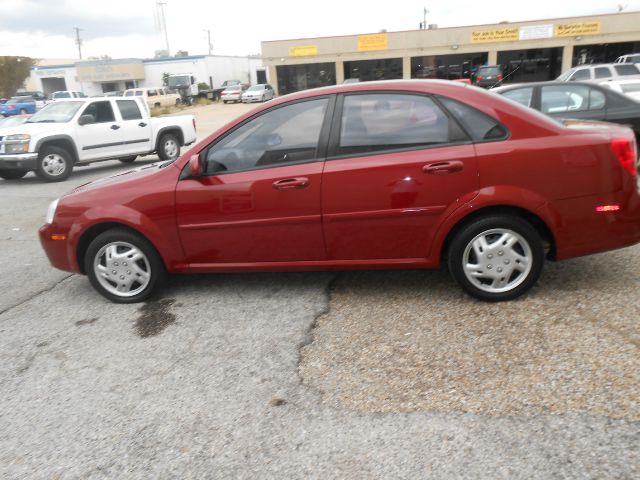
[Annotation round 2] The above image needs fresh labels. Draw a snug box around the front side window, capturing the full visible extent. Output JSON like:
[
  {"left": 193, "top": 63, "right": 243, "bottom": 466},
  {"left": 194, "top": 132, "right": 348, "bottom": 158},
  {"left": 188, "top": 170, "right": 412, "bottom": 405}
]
[
  {"left": 501, "top": 87, "right": 534, "bottom": 107},
  {"left": 540, "top": 85, "right": 590, "bottom": 113},
  {"left": 204, "top": 98, "right": 328, "bottom": 174},
  {"left": 117, "top": 100, "right": 142, "bottom": 120},
  {"left": 80, "top": 101, "right": 115, "bottom": 123},
  {"left": 337, "top": 93, "right": 466, "bottom": 156}
]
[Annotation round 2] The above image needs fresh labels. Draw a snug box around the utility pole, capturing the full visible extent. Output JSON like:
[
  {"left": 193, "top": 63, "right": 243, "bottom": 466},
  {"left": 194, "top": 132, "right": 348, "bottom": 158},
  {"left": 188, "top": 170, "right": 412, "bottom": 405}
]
[
  {"left": 157, "top": 2, "right": 170, "bottom": 56},
  {"left": 204, "top": 29, "right": 212, "bottom": 55},
  {"left": 74, "top": 27, "right": 83, "bottom": 59},
  {"left": 423, "top": 7, "right": 429, "bottom": 29}
]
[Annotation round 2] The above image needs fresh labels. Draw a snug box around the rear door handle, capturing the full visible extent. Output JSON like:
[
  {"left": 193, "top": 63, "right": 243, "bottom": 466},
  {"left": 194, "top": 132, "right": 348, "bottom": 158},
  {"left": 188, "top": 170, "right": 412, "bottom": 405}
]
[
  {"left": 422, "top": 160, "right": 464, "bottom": 174},
  {"left": 138, "top": 122, "right": 147, "bottom": 127},
  {"left": 110, "top": 124, "right": 120, "bottom": 130},
  {"left": 272, "top": 177, "right": 309, "bottom": 190}
]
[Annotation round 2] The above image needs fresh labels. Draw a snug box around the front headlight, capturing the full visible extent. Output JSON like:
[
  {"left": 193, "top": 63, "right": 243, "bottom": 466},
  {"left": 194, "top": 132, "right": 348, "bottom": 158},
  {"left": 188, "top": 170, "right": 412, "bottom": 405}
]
[
  {"left": 45, "top": 198, "right": 59, "bottom": 224},
  {"left": 4, "top": 134, "right": 31, "bottom": 154}
]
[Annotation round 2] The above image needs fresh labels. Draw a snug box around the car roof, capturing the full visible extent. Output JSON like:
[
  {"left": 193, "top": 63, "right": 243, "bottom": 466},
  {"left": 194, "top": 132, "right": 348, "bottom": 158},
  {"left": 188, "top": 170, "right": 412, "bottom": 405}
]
[{"left": 493, "top": 80, "right": 610, "bottom": 91}]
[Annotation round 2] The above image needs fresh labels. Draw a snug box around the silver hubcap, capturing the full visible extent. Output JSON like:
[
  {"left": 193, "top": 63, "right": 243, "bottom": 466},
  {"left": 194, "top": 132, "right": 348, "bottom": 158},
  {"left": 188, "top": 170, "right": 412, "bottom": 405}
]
[
  {"left": 42, "top": 154, "right": 67, "bottom": 176},
  {"left": 462, "top": 228, "right": 532, "bottom": 294},
  {"left": 164, "top": 139, "right": 178, "bottom": 159},
  {"left": 93, "top": 241, "right": 151, "bottom": 297}
]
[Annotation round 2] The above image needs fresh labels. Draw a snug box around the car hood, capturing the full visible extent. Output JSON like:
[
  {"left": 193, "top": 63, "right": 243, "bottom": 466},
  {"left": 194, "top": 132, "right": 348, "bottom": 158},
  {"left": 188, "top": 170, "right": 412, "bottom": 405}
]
[
  {"left": 66, "top": 162, "right": 167, "bottom": 197},
  {"left": 0, "top": 122, "right": 68, "bottom": 136}
]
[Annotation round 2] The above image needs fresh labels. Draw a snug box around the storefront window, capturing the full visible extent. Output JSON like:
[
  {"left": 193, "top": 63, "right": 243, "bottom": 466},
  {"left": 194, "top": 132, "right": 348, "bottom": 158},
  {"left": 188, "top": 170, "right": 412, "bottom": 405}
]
[
  {"left": 497, "top": 48, "right": 563, "bottom": 83},
  {"left": 343, "top": 58, "right": 403, "bottom": 82},
  {"left": 411, "top": 53, "right": 488, "bottom": 81},
  {"left": 572, "top": 41, "right": 640, "bottom": 66},
  {"left": 276, "top": 63, "right": 336, "bottom": 95}
]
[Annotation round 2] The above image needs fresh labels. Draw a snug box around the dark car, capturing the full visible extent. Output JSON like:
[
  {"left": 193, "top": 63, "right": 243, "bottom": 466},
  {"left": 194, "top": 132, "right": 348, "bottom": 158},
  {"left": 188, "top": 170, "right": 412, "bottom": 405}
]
[
  {"left": 474, "top": 65, "right": 503, "bottom": 88},
  {"left": 39, "top": 80, "right": 640, "bottom": 304},
  {"left": 494, "top": 81, "right": 640, "bottom": 139}
]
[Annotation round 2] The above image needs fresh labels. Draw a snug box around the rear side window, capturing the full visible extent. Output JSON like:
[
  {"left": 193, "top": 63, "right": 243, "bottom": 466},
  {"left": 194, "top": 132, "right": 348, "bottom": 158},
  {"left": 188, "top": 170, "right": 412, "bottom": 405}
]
[
  {"left": 569, "top": 69, "right": 591, "bottom": 81},
  {"left": 438, "top": 97, "right": 508, "bottom": 142},
  {"left": 81, "top": 101, "right": 115, "bottom": 123},
  {"left": 540, "top": 85, "right": 605, "bottom": 113},
  {"left": 614, "top": 64, "right": 640, "bottom": 76},
  {"left": 117, "top": 100, "right": 142, "bottom": 120},
  {"left": 594, "top": 67, "right": 612, "bottom": 79},
  {"left": 338, "top": 93, "right": 467, "bottom": 156}
]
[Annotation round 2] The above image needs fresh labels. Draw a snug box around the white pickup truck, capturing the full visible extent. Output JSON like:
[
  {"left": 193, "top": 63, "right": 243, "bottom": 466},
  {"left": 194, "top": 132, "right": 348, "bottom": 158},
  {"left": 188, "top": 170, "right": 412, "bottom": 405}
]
[{"left": 0, "top": 96, "right": 196, "bottom": 181}]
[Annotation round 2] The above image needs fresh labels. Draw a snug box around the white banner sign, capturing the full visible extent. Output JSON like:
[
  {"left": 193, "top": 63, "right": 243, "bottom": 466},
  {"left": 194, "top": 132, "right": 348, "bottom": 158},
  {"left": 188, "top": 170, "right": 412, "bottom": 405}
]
[{"left": 519, "top": 24, "right": 553, "bottom": 40}]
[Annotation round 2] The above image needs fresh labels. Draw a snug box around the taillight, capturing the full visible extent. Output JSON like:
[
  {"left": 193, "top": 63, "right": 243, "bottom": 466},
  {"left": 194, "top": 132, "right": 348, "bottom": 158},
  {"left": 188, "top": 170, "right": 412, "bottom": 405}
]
[
  {"left": 477, "top": 76, "right": 484, "bottom": 81},
  {"left": 497, "top": 75, "right": 503, "bottom": 80},
  {"left": 611, "top": 137, "right": 637, "bottom": 177}
]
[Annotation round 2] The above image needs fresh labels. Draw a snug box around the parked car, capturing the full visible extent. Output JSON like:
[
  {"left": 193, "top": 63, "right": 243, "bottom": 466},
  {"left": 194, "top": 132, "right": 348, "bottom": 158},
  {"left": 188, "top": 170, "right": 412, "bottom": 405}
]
[
  {"left": 615, "top": 53, "right": 640, "bottom": 64},
  {"left": 51, "top": 91, "right": 86, "bottom": 100},
  {"left": 474, "top": 65, "right": 503, "bottom": 88},
  {"left": 0, "top": 114, "right": 31, "bottom": 129},
  {"left": 600, "top": 79, "right": 640, "bottom": 102},
  {"left": 16, "top": 90, "right": 47, "bottom": 109},
  {"left": 0, "top": 96, "right": 196, "bottom": 182},
  {"left": 241, "top": 84, "right": 275, "bottom": 103},
  {"left": 38, "top": 80, "right": 640, "bottom": 304},
  {"left": 221, "top": 85, "right": 246, "bottom": 103},
  {"left": 493, "top": 81, "right": 640, "bottom": 139},
  {"left": 123, "top": 87, "right": 181, "bottom": 109},
  {"left": 0, "top": 96, "right": 37, "bottom": 116},
  {"left": 556, "top": 63, "right": 640, "bottom": 83}
]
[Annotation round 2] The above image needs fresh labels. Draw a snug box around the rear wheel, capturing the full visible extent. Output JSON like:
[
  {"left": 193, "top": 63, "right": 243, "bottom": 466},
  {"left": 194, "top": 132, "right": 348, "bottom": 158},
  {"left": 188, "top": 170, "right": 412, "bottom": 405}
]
[
  {"left": 448, "top": 215, "right": 544, "bottom": 301},
  {"left": 157, "top": 133, "right": 180, "bottom": 161},
  {"left": 35, "top": 145, "right": 73, "bottom": 182},
  {"left": 0, "top": 169, "right": 28, "bottom": 180},
  {"left": 85, "top": 228, "right": 165, "bottom": 303},
  {"left": 19, "top": 108, "right": 27, "bottom": 114}
]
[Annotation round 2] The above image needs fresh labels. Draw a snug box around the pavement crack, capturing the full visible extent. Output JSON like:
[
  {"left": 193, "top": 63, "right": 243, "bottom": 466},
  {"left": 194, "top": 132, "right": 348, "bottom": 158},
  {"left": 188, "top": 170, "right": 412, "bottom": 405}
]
[{"left": 0, "top": 274, "right": 74, "bottom": 318}]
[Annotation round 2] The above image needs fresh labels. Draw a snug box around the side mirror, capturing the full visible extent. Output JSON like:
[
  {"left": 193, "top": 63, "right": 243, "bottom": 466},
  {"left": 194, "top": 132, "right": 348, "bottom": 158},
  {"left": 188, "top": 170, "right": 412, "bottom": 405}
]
[
  {"left": 189, "top": 154, "right": 203, "bottom": 177},
  {"left": 78, "top": 114, "right": 95, "bottom": 126}
]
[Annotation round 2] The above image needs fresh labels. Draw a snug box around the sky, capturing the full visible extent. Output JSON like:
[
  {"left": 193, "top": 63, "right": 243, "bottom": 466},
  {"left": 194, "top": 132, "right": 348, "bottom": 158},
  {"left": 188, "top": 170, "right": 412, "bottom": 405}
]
[{"left": 0, "top": 0, "right": 639, "bottom": 60}]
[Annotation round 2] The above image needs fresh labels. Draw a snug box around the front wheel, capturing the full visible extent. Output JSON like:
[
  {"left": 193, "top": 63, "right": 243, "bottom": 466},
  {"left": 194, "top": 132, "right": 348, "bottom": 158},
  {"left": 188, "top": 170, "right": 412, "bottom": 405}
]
[
  {"left": 157, "top": 133, "right": 180, "bottom": 161},
  {"left": 448, "top": 215, "right": 544, "bottom": 301},
  {"left": 85, "top": 228, "right": 166, "bottom": 303},
  {"left": 0, "top": 169, "right": 28, "bottom": 180},
  {"left": 19, "top": 108, "right": 27, "bottom": 114},
  {"left": 35, "top": 145, "right": 73, "bottom": 182}
]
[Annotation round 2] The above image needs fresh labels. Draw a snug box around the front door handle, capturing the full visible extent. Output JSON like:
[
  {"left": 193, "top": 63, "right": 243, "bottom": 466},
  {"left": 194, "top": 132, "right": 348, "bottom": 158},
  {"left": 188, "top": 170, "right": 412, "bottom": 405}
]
[
  {"left": 272, "top": 177, "right": 309, "bottom": 190},
  {"left": 110, "top": 124, "right": 120, "bottom": 130},
  {"left": 138, "top": 122, "right": 147, "bottom": 127},
  {"left": 422, "top": 160, "right": 464, "bottom": 174}
]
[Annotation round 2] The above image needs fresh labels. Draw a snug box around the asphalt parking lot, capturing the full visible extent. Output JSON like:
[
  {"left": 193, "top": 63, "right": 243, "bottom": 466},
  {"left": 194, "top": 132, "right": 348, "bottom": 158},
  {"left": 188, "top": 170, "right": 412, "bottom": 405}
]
[{"left": 1, "top": 101, "right": 639, "bottom": 479}]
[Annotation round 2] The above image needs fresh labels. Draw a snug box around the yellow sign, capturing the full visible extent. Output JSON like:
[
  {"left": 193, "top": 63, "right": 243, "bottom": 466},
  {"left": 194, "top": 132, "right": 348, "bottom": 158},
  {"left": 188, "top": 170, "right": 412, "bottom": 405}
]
[
  {"left": 77, "top": 61, "right": 144, "bottom": 82},
  {"left": 471, "top": 28, "right": 519, "bottom": 43},
  {"left": 358, "top": 33, "right": 388, "bottom": 52},
  {"left": 288, "top": 45, "right": 318, "bottom": 57},
  {"left": 554, "top": 21, "right": 601, "bottom": 37}
]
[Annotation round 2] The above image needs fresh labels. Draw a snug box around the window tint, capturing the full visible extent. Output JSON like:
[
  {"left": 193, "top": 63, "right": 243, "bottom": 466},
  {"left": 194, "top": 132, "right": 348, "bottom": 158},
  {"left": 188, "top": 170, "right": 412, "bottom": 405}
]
[
  {"left": 594, "top": 67, "right": 612, "bottom": 79},
  {"left": 205, "top": 98, "right": 328, "bottom": 173},
  {"left": 540, "top": 85, "right": 590, "bottom": 113},
  {"left": 501, "top": 87, "right": 533, "bottom": 107},
  {"left": 589, "top": 89, "right": 606, "bottom": 110},
  {"left": 124, "top": 91, "right": 134, "bottom": 97},
  {"left": 614, "top": 64, "right": 640, "bottom": 76},
  {"left": 338, "top": 94, "right": 466, "bottom": 155},
  {"left": 135, "top": 91, "right": 143, "bottom": 96},
  {"left": 117, "top": 100, "right": 142, "bottom": 120},
  {"left": 81, "top": 101, "right": 115, "bottom": 123},
  {"left": 569, "top": 69, "right": 591, "bottom": 81},
  {"left": 439, "top": 97, "right": 508, "bottom": 141}
]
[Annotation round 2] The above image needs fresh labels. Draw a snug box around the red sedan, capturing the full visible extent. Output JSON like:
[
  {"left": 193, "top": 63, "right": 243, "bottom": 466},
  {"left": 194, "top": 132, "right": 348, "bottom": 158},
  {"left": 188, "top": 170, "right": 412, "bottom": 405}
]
[{"left": 39, "top": 80, "right": 640, "bottom": 303}]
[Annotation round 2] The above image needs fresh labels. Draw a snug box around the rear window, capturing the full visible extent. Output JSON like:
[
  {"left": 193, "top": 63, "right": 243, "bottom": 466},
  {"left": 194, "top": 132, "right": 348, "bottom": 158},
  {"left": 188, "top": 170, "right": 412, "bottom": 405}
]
[
  {"left": 478, "top": 66, "right": 501, "bottom": 76},
  {"left": 614, "top": 64, "right": 640, "bottom": 76}
]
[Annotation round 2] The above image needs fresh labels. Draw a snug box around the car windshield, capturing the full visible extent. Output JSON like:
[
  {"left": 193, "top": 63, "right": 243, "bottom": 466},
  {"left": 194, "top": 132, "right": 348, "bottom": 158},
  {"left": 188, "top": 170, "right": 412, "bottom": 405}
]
[
  {"left": 168, "top": 76, "right": 190, "bottom": 88},
  {"left": 226, "top": 86, "right": 241, "bottom": 91},
  {"left": 556, "top": 70, "right": 573, "bottom": 81},
  {"left": 247, "top": 85, "right": 264, "bottom": 91},
  {"left": 479, "top": 67, "right": 500, "bottom": 76},
  {"left": 53, "top": 92, "right": 71, "bottom": 99},
  {"left": 27, "top": 101, "right": 83, "bottom": 123}
]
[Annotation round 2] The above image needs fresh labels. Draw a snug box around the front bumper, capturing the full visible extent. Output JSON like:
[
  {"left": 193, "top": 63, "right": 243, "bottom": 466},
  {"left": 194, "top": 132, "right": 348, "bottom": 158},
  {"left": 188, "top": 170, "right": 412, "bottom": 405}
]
[
  {"left": 39, "top": 223, "right": 77, "bottom": 273},
  {"left": 242, "top": 96, "right": 263, "bottom": 103},
  {"left": 0, "top": 153, "right": 38, "bottom": 171}
]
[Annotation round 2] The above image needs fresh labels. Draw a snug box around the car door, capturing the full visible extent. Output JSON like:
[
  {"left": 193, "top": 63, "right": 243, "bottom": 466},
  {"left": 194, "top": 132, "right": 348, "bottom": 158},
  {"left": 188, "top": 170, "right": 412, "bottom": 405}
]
[
  {"left": 75, "top": 100, "right": 125, "bottom": 160},
  {"left": 538, "top": 84, "right": 606, "bottom": 122},
  {"left": 175, "top": 96, "right": 333, "bottom": 265},
  {"left": 321, "top": 92, "right": 480, "bottom": 260},
  {"left": 115, "top": 99, "right": 152, "bottom": 155}
]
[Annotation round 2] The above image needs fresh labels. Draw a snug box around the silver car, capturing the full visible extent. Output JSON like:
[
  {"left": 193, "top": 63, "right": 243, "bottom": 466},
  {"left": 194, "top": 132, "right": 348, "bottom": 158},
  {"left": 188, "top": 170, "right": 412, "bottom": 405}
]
[
  {"left": 241, "top": 84, "right": 275, "bottom": 103},
  {"left": 556, "top": 63, "right": 640, "bottom": 83}
]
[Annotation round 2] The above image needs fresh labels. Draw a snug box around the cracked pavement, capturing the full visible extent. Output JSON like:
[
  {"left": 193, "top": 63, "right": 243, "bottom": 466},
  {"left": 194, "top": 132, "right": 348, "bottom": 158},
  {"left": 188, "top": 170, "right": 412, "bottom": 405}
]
[{"left": 1, "top": 104, "right": 638, "bottom": 479}]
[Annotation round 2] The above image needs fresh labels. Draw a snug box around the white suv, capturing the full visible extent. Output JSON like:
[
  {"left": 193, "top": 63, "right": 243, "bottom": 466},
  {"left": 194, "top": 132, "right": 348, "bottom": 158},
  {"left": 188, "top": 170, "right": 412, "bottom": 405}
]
[
  {"left": 615, "top": 53, "right": 640, "bottom": 64},
  {"left": 556, "top": 63, "right": 640, "bottom": 83}
]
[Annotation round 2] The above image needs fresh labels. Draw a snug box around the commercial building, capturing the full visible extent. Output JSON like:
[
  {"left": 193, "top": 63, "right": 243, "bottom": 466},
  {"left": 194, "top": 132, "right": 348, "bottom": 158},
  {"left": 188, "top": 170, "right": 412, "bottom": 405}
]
[
  {"left": 261, "top": 11, "right": 640, "bottom": 95},
  {"left": 27, "top": 55, "right": 266, "bottom": 97}
]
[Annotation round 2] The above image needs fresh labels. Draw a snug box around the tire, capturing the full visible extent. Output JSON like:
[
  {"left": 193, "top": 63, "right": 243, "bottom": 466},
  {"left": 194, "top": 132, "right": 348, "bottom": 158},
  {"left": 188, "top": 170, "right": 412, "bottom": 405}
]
[
  {"left": 157, "top": 133, "right": 180, "bottom": 161},
  {"left": 84, "top": 228, "right": 166, "bottom": 303},
  {"left": 175, "top": 99, "right": 181, "bottom": 106},
  {"left": 119, "top": 156, "right": 137, "bottom": 163},
  {"left": 35, "top": 145, "right": 73, "bottom": 182},
  {"left": 447, "top": 215, "right": 544, "bottom": 302},
  {"left": 19, "top": 108, "right": 27, "bottom": 114},
  {"left": 0, "top": 169, "right": 28, "bottom": 180},
  {"left": 223, "top": 100, "right": 228, "bottom": 104},
  {"left": 154, "top": 102, "right": 161, "bottom": 109}
]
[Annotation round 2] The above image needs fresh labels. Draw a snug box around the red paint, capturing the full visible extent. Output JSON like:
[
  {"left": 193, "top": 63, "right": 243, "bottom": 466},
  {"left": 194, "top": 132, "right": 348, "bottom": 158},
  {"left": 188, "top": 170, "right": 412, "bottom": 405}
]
[{"left": 38, "top": 80, "right": 640, "bottom": 277}]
